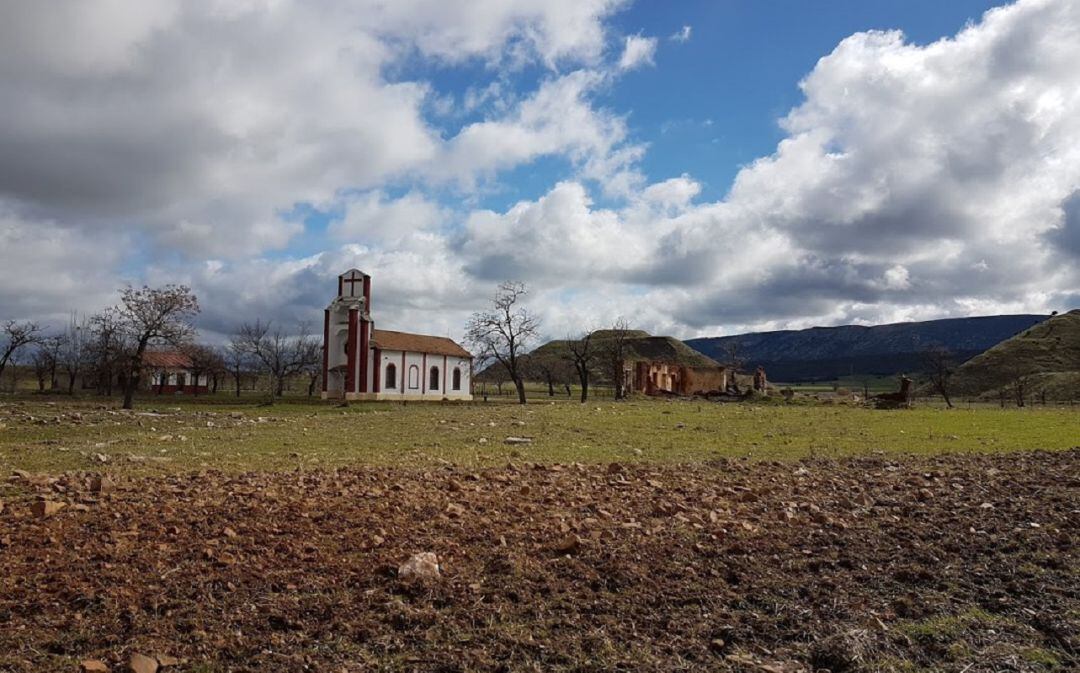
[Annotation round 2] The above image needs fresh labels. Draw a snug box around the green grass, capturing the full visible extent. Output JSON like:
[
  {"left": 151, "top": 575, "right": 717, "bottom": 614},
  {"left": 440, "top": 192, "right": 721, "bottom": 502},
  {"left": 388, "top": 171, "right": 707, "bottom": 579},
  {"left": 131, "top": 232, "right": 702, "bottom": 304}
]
[{"left": 1, "top": 393, "right": 1077, "bottom": 476}]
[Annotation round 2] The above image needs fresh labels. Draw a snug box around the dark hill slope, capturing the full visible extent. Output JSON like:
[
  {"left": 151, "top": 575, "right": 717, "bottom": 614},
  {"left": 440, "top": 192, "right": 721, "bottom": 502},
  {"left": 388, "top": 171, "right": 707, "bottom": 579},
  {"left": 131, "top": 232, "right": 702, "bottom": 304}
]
[
  {"left": 686, "top": 314, "right": 1048, "bottom": 382},
  {"left": 531, "top": 333, "right": 718, "bottom": 368},
  {"left": 950, "top": 310, "right": 1080, "bottom": 398}
]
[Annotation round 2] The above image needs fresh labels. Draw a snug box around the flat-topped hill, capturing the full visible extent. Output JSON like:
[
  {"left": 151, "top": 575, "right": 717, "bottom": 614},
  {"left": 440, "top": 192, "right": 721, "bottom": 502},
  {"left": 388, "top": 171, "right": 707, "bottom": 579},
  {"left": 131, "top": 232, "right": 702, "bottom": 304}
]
[{"left": 530, "top": 331, "right": 719, "bottom": 368}]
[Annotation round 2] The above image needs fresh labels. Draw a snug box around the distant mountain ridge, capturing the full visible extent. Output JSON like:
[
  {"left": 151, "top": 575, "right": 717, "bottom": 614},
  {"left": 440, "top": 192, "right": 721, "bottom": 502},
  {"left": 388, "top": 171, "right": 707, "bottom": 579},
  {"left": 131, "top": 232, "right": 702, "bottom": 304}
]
[{"left": 685, "top": 314, "right": 1049, "bottom": 382}]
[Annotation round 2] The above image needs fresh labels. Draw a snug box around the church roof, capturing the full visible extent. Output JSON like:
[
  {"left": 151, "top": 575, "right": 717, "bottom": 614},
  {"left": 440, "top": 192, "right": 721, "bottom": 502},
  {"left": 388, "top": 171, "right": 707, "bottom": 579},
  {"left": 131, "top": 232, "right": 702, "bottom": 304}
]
[
  {"left": 371, "top": 329, "right": 472, "bottom": 358},
  {"left": 143, "top": 350, "right": 194, "bottom": 369}
]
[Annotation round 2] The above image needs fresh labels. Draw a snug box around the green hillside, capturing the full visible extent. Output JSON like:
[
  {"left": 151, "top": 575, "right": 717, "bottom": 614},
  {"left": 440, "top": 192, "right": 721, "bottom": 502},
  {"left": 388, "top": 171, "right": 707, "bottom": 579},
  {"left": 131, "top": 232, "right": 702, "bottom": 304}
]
[{"left": 950, "top": 309, "right": 1080, "bottom": 400}]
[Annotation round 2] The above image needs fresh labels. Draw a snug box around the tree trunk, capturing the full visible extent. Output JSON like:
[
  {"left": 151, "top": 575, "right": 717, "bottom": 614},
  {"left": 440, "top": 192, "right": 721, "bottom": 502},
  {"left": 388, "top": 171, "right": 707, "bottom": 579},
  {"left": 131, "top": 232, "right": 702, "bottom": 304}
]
[
  {"left": 68, "top": 372, "right": 77, "bottom": 394},
  {"left": 547, "top": 375, "right": 555, "bottom": 396},
  {"left": 514, "top": 376, "right": 527, "bottom": 405},
  {"left": 234, "top": 370, "right": 242, "bottom": 397},
  {"left": 122, "top": 343, "right": 148, "bottom": 410},
  {"left": 577, "top": 367, "right": 589, "bottom": 403},
  {"left": 275, "top": 375, "right": 285, "bottom": 397}
]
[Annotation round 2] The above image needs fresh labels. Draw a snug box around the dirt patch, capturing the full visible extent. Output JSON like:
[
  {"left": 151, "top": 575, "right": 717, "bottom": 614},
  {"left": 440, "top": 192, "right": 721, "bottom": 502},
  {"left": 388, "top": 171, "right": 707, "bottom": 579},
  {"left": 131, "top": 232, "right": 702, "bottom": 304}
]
[{"left": 1, "top": 450, "right": 1077, "bottom": 671}]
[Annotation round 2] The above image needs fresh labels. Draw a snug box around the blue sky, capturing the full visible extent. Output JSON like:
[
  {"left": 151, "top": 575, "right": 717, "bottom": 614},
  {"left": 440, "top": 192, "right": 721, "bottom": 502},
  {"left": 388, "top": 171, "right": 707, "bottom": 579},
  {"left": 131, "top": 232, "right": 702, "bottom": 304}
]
[
  {"left": 605, "top": 0, "right": 1003, "bottom": 202},
  {"left": 1, "top": 0, "right": 1078, "bottom": 341}
]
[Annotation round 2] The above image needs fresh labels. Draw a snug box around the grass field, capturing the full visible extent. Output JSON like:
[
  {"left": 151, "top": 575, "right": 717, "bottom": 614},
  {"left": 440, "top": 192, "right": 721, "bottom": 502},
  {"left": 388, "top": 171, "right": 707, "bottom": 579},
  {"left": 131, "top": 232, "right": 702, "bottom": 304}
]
[{"left": 1, "top": 394, "right": 1077, "bottom": 476}]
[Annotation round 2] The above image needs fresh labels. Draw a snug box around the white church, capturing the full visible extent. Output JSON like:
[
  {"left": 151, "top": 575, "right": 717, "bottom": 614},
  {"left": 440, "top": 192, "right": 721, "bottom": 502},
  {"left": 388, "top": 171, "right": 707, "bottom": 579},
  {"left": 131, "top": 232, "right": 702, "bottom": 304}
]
[{"left": 321, "top": 269, "right": 473, "bottom": 401}]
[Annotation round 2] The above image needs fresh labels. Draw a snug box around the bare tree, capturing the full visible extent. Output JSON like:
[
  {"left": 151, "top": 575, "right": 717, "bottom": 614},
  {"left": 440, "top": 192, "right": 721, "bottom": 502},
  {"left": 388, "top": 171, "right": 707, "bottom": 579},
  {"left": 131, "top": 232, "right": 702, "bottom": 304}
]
[
  {"left": 1011, "top": 374, "right": 1031, "bottom": 408},
  {"left": 300, "top": 338, "right": 323, "bottom": 397},
  {"left": 183, "top": 344, "right": 223, "bottom": 397},
  {"left": 30, "top": 334, "right": 67, "bottom": 391},
  {"left": 205, "top": 346, "right": 228, "bottom": 394},
  {"left": 1, "top": 320, "right": 42, "bottom": 384},
  {"left": 920, "top": 344, "right": 956, "bottom": 408},
  {"left": 59, "top": 313, "right": 90, "bottom": 394},
  {"left": 474, "top": 356, "right": 510, "bottom": 398},
  {"left": 465, "top": 282, "right": 540, "bottom": 405},
  {"left": 565, "top": 330, "right": 598, "bottom": 403},
  {"left": 87, "top": 309, "right": 127, "bottom": 396},
  {"left": 601, "top": 318, "right": 633, "bottom": 400},
  {"left": 723, "top": 338, "right": 745, "bottom": 394},
  {"left": 114, "top": 285, "right": 200, "bottom": 409},
  {"left": 225, "top": 337, "right": 251, "bottom": 398},
  {"left": 526, "top": 354, "right": 572, "bottom": 397},
  {"left": 31, "top": 343, "right": 53, "bottom": 392},
  {"left": 234, "top": 320, "right": 320, "bottom": 401}
]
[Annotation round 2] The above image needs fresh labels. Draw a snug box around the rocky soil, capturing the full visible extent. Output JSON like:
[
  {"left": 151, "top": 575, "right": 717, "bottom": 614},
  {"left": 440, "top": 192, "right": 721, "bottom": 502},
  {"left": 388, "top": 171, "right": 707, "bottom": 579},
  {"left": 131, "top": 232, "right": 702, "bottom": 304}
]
[{"left": 1, "top": 450, "right": 1077, "bottom": 672}]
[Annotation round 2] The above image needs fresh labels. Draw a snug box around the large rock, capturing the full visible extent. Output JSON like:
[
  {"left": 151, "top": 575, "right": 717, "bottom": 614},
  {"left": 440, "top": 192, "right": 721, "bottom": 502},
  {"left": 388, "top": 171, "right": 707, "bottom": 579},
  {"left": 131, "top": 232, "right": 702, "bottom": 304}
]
[
  {"left": 398, "top": 552, "right": 441, "bottom": 582},
  {"left": 127, "top": 653, "right": 158, "bottom": 673},
  {"left": 90, "top": 475, "right": 115, "bottom": 493},
  {"left": 79, "top": 661, "right": 109, "bottom": 673},
  {"left": 32, "top": 500, "right": 66, "bottom": 518},
  {"left": 554, "top": 534, "right": 582, "bottom": 555}
]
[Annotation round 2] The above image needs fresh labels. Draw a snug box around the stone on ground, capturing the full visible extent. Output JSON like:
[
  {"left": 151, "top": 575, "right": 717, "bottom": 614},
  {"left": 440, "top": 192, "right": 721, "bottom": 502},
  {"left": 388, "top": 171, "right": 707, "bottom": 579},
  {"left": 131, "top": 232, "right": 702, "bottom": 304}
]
[
  {"left": 398, "top": 552, "right": 441, "bottom": 582},
  {"left": 32, "top": 500, "right": 66, "bottom": 518},
  {"left": 127, "top": 653, "right": 158, "bottom": 673}
]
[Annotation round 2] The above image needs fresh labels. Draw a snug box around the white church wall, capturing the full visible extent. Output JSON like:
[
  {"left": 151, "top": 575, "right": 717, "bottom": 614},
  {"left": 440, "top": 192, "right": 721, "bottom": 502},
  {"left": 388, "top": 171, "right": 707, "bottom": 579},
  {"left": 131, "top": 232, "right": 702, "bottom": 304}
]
[{"left": 372, "top": 349, "right": 471, "bottom": 400}]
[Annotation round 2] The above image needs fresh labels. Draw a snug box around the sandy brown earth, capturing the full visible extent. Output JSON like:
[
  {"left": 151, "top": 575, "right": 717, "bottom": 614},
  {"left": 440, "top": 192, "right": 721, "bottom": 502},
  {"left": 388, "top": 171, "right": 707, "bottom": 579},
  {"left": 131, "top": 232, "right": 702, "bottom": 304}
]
[{"left": 1, "top": 450, "right": 1077, "bottom": 672}]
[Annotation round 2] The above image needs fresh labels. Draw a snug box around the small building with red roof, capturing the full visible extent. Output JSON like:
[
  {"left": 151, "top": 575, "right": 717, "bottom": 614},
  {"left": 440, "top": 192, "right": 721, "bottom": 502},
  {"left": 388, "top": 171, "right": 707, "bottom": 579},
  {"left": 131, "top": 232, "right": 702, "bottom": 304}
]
[{"left": 143, "top": 350, "right": 210, "bottom": 394}]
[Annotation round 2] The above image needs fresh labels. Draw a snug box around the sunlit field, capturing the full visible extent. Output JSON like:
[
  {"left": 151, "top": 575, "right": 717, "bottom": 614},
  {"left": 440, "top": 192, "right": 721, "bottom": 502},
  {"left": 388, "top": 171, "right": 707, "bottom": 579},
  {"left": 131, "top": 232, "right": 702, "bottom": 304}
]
[{"left": 1, "top": 393, "right": 1076, "bottom": 476}]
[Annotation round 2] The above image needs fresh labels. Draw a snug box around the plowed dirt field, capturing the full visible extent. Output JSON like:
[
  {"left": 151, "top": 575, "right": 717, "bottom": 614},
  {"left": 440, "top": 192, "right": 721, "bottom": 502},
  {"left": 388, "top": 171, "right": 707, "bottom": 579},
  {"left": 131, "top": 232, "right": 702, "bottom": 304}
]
[{"left": 2, "top": 450, "right": 1076, "bottom": 672}]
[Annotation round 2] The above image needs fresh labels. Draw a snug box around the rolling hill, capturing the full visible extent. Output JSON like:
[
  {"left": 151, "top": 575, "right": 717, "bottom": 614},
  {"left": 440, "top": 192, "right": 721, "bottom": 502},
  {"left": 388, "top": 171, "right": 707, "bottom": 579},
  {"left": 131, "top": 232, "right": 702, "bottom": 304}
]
[
  {"left": 685, "top": 314, "right": 1049, "bottom": 382},
  {"left": 949, "top": 310, "right": 1080, "bottom": 399}
]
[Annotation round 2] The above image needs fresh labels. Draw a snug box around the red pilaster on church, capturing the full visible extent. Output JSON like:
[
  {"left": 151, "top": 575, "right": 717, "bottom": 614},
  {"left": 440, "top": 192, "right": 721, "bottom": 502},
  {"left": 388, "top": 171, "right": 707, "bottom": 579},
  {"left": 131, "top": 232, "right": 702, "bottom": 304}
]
[
  {"left": 372, "top": 348, "right": 381, "bottom": 393},
  {"left": 358, "top": 320, "right": 370, "bottom": 393},
  {"left": 345, "top": 307, "right": 359, "bottom": 393},
  {"left": 321, "top": 309, "right": 330, "bottom": 392},
  {"left": 358, "top": 274, "right": 372, "bottom": 393}
]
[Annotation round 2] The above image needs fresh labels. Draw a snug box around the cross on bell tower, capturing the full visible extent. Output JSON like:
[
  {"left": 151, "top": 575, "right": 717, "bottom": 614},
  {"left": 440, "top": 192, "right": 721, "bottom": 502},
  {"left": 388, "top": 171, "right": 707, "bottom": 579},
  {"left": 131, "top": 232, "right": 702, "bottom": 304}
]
[{"left": 338, "top": 269, "right": 367, "bottom": 300}]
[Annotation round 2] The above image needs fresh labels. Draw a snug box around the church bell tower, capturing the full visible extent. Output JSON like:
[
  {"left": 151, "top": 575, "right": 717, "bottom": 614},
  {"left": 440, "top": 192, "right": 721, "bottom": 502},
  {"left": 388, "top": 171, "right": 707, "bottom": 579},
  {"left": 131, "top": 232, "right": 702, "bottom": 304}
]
[{"left": 322, "top": 269, "right": 372, "bottom": 397}]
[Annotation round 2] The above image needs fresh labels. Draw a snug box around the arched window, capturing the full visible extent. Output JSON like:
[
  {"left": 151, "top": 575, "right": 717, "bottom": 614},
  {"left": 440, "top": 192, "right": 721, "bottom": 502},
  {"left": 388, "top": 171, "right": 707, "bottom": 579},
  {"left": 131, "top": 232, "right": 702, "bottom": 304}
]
[
  {"left": 429, "top": 366, "right": 440, "bottom": 391},
  {"left": 452, "top": 367, "right": 462, "bottom": 390},
  {"left": 408, "top": 365, "right": 419, "bottom": 389},
  {"left": 385, "top": 363, "right": 396, "bottom": 389}
]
